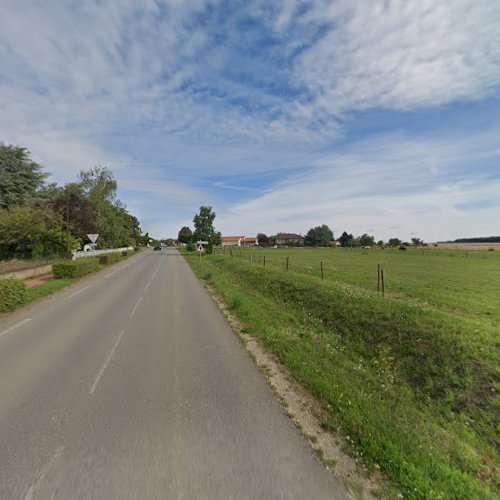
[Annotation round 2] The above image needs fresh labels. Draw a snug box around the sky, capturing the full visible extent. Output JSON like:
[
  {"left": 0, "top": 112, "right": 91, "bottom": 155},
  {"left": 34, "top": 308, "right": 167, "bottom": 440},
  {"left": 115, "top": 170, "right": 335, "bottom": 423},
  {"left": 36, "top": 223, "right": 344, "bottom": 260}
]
[{"left": 1, "top": 0, "right": 499, "bottom": 242}]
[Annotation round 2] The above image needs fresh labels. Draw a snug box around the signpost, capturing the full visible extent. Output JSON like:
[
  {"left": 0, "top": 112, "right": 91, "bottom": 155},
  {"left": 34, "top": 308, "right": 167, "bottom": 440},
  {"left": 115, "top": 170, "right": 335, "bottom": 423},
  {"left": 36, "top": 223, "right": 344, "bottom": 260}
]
[
  {"left": 196, "top": 241, "right": 208, "bottom": 262},
  {"left": 87, "top": 233, "right": 99, "bottom": 251}
]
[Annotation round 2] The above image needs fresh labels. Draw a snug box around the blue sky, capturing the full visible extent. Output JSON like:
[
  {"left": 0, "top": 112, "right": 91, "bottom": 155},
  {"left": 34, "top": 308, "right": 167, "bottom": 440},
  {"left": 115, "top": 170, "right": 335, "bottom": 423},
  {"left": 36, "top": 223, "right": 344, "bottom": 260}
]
[{"left": 1, "top": 0, "right": 499, "bottom": 241}]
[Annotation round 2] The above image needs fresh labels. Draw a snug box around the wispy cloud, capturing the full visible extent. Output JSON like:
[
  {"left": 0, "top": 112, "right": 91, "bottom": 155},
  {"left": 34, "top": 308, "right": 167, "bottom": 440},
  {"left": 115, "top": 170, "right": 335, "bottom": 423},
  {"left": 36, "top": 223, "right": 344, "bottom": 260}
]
[{"left": 1, "top": 1, "right": 499, "bottom": 238}]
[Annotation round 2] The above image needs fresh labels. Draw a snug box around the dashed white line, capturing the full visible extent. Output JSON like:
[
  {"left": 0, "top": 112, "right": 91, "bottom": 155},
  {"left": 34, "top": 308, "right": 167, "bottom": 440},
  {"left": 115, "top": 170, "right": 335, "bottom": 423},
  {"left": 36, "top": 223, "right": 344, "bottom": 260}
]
[
  {"left": 130, "top": 297, "right": 143, "bottom": 318},
  {"left": 90, "top": 330, "right": 125, "bottom": 395},
  {"left": 24, "top": 446, "right": 64, "bottom": 500},
  {"left": 0, "top": 318, "right": 33, "bottom": 339},
  {"left": 144, "top": 263, "right": 161, "bottom": 292},
  {"left": 105, "top": 270, "right": 116, "bottom": 278},
  {"left": 68, "top": 285, "right": 91, "bottom": 299}
]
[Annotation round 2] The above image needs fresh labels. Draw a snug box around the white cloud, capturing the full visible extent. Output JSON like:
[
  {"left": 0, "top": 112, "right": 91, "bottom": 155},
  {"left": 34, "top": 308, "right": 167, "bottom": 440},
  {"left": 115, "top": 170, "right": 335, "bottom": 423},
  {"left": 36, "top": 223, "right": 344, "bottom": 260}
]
[{"left": 287, "top": 0, "right": 500, "bottom": 117}]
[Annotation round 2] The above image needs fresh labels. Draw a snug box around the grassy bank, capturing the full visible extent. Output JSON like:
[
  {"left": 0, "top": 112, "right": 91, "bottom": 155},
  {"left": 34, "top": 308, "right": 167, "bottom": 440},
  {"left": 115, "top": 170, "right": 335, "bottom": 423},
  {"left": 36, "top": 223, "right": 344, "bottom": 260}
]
[{"left": 185, "top": 252, "right": 499, "bottom": 498}]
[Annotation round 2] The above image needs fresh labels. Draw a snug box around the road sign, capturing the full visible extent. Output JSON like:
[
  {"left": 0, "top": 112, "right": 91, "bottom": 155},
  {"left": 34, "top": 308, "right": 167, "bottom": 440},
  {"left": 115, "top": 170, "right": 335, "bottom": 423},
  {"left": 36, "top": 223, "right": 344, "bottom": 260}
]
[
  {"left": 87, "top": 233, "right": 99, "bottom": 243},
  {"left": 196, "top": 241, "right": 208, "bottom": 245},
  {"left": 196, "top": 245, "right": 205, "bottom": 252}
]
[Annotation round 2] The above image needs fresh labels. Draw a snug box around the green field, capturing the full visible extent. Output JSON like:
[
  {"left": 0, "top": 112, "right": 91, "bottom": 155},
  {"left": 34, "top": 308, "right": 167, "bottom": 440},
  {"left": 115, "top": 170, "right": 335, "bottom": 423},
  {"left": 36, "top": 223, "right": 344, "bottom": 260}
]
[
  {"left": 186, "top": 248, "right": 500, "bottom": 498},
  {"left": 215, "top": 247, "right": 500, "bottom": 326}
]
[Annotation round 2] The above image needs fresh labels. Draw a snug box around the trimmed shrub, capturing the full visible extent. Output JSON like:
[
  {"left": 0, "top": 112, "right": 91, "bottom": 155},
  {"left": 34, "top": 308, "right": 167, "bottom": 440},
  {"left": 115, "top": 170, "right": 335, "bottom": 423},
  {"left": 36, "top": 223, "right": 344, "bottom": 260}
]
[
  {"left": 0, "top": 279, "right": 27, "bottom": 312},
  {"left": 53, "top": 259, "right": 99, "bottom": 279}
]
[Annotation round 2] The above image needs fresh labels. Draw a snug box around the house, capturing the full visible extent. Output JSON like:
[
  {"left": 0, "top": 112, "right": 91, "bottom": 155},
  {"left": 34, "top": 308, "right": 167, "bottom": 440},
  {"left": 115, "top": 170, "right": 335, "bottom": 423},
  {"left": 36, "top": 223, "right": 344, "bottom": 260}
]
[
  {"left": 275, "top": 233, "right": 304, "bottom": 247},
  {"left": 221, "top": 236, "right": 245, "bottom": 247},
  {"left": 242, "top": 237, "right": 258, "bottom": 247},
  {"left": 330, "top": 240, "right": 341, "bottom": 247}
]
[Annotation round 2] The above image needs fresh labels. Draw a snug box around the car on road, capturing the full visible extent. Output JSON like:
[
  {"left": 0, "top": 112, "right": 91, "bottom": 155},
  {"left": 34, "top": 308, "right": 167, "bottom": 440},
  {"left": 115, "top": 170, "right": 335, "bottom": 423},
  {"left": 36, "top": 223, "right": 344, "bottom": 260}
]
[{"left": 154, "top": 245, "right": 161, "bottom": 251}]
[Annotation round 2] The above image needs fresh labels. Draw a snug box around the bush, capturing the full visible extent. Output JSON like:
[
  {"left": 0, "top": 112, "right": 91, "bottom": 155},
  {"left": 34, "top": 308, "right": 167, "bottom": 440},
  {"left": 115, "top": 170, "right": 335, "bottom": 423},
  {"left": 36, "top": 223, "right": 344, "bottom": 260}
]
[
  {"left": 0, "top": 279, "right": 27, "bottom": 312},
  {"left": 121, "top": 250, "right": 128, "bottom": 257},
  {"left": 53, "top": 259, "right": 99, "bottom": 278},
  {"left": 186, "top": 242, "right": 196, "bottom": 252},
  {"left": 134, "top": 246, "right": 140, "bottom": 252}
]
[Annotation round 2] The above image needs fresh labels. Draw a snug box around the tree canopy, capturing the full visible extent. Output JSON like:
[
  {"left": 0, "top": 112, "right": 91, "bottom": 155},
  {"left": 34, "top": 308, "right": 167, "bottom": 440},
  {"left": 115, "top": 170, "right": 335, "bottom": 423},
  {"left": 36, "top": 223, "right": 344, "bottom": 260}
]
[
  {"left": 178, "top": 226, "right": 193, "bottom": 244},
  {"left": 193, "top": 206, "right": 221, "bottom": 252},
  {"left": 0, "top": 143, "right": 143, "bottom": 258},
  {"left": 304, "top": 224, "right": 333, "bottom": 246},
  {"left": 0, "top": 144, "right": 48, "bottom": 208}
]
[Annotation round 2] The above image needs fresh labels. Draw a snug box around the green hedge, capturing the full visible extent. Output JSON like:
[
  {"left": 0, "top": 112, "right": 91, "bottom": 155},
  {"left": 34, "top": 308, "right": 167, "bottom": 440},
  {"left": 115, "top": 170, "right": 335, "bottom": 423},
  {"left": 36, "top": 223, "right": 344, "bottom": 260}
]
[
  {"left": 0, "top": 279, "right": 27, "bottom": 312},
  {"left": 98, "top": 253, "right": 123, "bottom": 265},
  {"left": 53, "top": 259, "right": 99, "bottom": 279}
]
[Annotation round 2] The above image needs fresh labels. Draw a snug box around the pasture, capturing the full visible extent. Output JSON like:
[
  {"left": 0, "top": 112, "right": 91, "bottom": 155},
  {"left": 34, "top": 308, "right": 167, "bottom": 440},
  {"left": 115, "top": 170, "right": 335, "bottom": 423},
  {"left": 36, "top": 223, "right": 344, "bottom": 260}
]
[
  {"left": 186, "top": 247, "right": 500, "bottom": 498},
  {"left": 215, "top": 246, "right": 500, "bottom": 326}
]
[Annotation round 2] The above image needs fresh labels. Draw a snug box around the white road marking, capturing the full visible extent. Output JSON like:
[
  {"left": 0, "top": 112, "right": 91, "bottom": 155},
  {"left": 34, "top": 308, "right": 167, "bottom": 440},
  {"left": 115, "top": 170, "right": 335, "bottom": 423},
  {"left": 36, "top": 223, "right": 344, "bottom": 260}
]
[
  {"left": 24, "top": 446, "right": 64, "bottom": 500},
  {"left": 68, "top": 285, "right": 91, "bottom": 298},
  {"left": 0, "top": 318, "right": 32, "bottom": 339},
  {"left": 144, "top": 263, "right": 161, "bottom": 292},
  {"left": 90, "top": 330, "right": 125, "bottom": 395},
  {"left": 105, "top": 270, "right": 116, "bottom": 278},
  {"left": 121, "top": 263, "right": 131, "bottom": 269},
  {"left": 130, "top": 297, "right": 143, "bottom": 318}
]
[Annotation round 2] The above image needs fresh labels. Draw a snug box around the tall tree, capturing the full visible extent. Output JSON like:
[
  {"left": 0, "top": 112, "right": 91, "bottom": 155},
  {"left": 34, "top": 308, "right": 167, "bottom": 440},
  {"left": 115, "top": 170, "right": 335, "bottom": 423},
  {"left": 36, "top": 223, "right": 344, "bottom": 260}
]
[
  {"left": 193, "top": 206, "right": 221, "bottom": 252},
  {"left": 0, "top": 143, "right": 48, "bottom": 208},
  {"left": 304, "top": 225, "right": 333, "bottom": 246},
  {"left": 359, "top": 233, "right": 375, "bottom": 247},
  {"left": 178, "top": 226, "right": 193, "bottom": 244},
  {"left": 257, "top": 233, "right": 269, "bottom": 247},
  {"left": 388, "top": 238, "right": 402, "bottom": 247},
  {"left": 339, "top": 231, "right": 353, "bottom": 247},
  {"left": 51, "top": 183, "right": 97, "bottom": 242}
]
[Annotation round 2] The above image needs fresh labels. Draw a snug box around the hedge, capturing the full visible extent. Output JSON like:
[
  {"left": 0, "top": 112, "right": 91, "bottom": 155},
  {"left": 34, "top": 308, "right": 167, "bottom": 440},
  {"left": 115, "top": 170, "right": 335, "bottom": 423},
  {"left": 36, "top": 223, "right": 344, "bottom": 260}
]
[
  {"left": 98, "top": 253, "right": 123, "bottom": 265},
  {"left": 53, "top": 259, "right": 99, "bottom": 279},
  {"left": 0, "top": 279, "right": 27, "bottom": 312}
]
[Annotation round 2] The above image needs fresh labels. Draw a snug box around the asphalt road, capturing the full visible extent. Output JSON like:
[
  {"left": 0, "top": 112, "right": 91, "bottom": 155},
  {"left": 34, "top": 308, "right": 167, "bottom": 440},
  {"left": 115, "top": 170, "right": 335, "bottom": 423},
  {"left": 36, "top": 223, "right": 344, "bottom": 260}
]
[{"left": 0, "top": 249, "right": 350, "bottom": 499}]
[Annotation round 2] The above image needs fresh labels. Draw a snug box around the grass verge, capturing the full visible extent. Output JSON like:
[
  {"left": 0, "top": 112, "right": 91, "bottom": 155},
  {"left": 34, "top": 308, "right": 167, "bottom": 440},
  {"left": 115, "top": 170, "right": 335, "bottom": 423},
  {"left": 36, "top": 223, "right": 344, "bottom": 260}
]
[{"left": 184, "top": 253, "right": 499, "bottom": 499}]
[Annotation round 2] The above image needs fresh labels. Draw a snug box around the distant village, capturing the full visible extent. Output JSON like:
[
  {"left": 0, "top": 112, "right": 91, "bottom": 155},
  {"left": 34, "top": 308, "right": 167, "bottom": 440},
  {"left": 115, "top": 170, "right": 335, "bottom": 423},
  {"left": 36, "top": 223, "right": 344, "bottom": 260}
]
[{"left": 220, "top": 234, "right": 340, "bottom": 247}]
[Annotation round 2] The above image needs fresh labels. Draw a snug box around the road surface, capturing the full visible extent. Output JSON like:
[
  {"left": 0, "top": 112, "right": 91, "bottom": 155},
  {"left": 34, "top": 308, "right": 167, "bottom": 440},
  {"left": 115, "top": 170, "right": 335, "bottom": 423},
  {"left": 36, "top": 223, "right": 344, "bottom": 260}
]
[{"left": 0, "top": 249, "right": 350, "bottom": 499}]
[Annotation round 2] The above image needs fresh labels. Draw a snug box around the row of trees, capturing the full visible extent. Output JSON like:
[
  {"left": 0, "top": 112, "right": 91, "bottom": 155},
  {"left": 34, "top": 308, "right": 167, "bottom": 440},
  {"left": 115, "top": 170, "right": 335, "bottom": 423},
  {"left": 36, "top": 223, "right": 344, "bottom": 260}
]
[{"left": 0, "top": 143, "right": 143, "bottom": 259}]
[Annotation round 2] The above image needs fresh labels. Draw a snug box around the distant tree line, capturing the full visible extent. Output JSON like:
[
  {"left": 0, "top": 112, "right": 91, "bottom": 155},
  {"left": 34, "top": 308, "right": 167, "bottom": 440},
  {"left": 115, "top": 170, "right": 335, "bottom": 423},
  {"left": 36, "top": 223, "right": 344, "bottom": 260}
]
[
  {"left": 453, "top": 236, "right": 500, "bottom": 243},
  {"left": 177, "top": 216, "right": 426, "bottom": 250},
  {"left": 0, "top": 143, "right": 143, "bottom": 259}
]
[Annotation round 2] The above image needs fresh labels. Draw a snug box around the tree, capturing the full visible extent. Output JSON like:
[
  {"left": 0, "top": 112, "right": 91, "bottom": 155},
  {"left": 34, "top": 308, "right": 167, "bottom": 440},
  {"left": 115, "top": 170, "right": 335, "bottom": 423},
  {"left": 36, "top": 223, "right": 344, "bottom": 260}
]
[
  {"left": 388, "top": 238, "right": 402, "bottom": 247},
  {"left": 193, "top": 206, "right": 220, "bottom": 253},
  {"left": 257, "top": 233, "right": 269, "bottom": 246},
  {"left": 51, "top": 183, "right": 97, "bottom": 242},
  {"left": 411, "top": 237, "right": 423, "bottom": 246},
  {"left": 0, "top": 143, "right": 49, "bottom": 208},
  {"left": 359, "top": 233, "right": 375, "bottom": 247},
  {"left": 377, "top": 240, "right": 385, "bottom": 248},
  {"left": 339, "top": 231, "right": 353, "bottom": 247},
  {"left": 305, "top": 225, "right": 333, "bottom": 246},
  {"left": 178, "top": 226, "right": 193, "bottom": 244},
  {"left": 0, "top": 205, "right": 77, "bottom": 258}
]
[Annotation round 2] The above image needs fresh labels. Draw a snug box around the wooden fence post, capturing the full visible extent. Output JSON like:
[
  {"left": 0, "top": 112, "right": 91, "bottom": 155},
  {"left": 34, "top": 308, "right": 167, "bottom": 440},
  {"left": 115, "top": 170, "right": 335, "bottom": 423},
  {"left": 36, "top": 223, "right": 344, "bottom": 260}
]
[
  {"left": 320, "top": 260, "right": 324, "bottom": 280},
  {"left": 263, "top": 255, "right": 266, "bottom": 267},
  {"left": 381, "top": 268, "right": 385, "bottom": 296},
  {"left": 286, "top": 256, "right": 289, "bottom": 271},
  {"left": 377, "top": 264, "right": 380, "bottom": 292}
]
